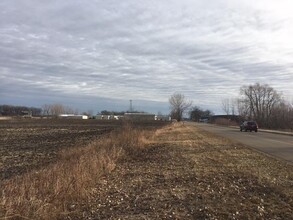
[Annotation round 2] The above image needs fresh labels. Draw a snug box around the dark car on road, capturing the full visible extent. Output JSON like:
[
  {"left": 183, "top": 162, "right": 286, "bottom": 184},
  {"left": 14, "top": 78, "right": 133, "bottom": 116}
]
[{"left": 240, "top": 121, "right": 258, "bottom": 132}]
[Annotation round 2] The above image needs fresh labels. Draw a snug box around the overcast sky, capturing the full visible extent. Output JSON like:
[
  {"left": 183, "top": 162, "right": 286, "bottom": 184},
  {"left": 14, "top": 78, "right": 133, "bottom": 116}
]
[{"left": 1, "top": 0, "right": 293, "bottom": 114}]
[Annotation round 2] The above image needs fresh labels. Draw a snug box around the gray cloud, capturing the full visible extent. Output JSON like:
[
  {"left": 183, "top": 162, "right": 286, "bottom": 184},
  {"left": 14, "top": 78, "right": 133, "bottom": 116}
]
[{"left": 1, "top": 0, "right": 293, "bottom": 114}]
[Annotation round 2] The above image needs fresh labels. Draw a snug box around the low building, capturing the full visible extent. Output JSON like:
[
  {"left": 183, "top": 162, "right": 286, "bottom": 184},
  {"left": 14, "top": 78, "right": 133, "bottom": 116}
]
[
  {"left": 58, "top": 114, "right": 88, "bottom": 119},
  {"left": 124, "top": 112, "right": 156, "bottom": 121},
  {"left": 155, "top": 115, "right": 171, "bottom": 121},
  {"left": 95, "top": 115, "right": 119, "bottom": 120}
]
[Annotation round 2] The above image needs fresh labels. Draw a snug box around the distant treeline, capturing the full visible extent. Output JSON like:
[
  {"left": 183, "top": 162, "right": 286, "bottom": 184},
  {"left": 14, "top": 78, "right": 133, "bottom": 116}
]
[
  {"left": 0, "top": 105, "right": 42, "bottom": 116},
  {"left": 99, "top": 110, "right": 146, "bottom": 115}
]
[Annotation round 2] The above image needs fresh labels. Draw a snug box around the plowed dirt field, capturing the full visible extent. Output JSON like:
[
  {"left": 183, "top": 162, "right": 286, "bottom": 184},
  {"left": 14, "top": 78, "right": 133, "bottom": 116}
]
[
  {"left": 1, "top": 120, "right": 292, "bottom": 219},
  {"left": 0, "top": 119, "right": 167, "bottom": 180}
]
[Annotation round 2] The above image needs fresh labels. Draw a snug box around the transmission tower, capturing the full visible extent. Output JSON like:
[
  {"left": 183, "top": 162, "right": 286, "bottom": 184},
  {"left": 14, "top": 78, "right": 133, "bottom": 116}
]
[{"left": 129, "top": 100, "right": 133, "bottom": 112}]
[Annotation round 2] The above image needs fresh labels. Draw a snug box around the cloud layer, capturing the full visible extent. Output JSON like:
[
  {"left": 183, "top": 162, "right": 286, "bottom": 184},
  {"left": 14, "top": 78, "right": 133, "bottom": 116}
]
[{"left": 1, "top": 0, "right": 293, "bottom": 113}]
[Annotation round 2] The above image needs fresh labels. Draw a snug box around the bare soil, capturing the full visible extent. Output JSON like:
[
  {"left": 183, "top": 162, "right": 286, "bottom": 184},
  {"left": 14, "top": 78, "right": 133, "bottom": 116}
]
[
  {"left": 1, "top": 120, "right": 292, "bottom": 219},
  {"left": 0, "top": 119, "right": 168, "bottom": 180},
  {"left": 69, "top": 123, "right": 293, "bottom": 219}
]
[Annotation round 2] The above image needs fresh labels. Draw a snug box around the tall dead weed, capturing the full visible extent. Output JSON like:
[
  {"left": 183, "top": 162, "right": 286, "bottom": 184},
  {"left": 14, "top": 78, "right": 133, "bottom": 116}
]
[{"left": 0, "top": 122, "right": 149, "bottom": 219}]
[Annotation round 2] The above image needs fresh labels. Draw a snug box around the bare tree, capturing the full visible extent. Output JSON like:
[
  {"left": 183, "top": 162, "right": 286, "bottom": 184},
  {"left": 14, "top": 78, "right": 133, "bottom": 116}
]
[
  {"left": 42, "top": 104, "right": 52, "bottom": 116},
  {"left": 169, "top": 93, "right": 192, "bottom": 121},
  {"left": 230, "top": 98, "right": 238, "bottom": 116},
  {"left": 240, "top": 83, "right": 282, "bottom": 127},
  {"left": 286, "top": 101, "right": 293, "bottom": 131},
  {"left": 50, "top": 104, "right": 65, "bottom": 116},
  {"left": 222, "top": 98, "right": 238, "bottom": 116},
  {"left": 64, "top": 106, "right": 75, "bottom": 114},
  {"left": 237, "top": 98, "right": 249, "bottom": 119},
  {"left": 270, "top": 100, "right": 293, "bottom": 130},
  {"left": 222, "top": 98, "right": 230, "bottom": 115},
  {"left": 42, "top": 104, "right": 80, "bottom": 116}
]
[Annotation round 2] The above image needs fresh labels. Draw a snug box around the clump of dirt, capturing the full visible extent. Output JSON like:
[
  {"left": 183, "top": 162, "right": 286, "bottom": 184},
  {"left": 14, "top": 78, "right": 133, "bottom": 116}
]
[{"left": 68, "top": 123, "right": 293, "bottom": 219}]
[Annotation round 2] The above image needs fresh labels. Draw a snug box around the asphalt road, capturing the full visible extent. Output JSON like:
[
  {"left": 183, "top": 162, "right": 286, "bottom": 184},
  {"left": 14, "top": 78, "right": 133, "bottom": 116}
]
[{"left": 193, "top": 122, "right": 293, "bottom": 163}]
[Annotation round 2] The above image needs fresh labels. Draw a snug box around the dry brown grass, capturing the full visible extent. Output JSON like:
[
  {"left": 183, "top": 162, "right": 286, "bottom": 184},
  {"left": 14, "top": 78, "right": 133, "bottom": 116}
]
[
  {"left": 148, "top": 122, "right": 293, "bottom": 219},
  {"left": 0, "top": 123, "right": 148, "bottom": 219},
  {"left": 66, "top": 122, "right": 291, "bottom": 219},
  {"left": 2, "top": 122, "right": 292, "bottom": 219}
]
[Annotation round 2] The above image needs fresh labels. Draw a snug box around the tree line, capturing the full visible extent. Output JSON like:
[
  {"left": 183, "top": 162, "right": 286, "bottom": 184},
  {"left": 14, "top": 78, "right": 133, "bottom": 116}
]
[
  {"left": 227, "top": 83, "right": 293, "bottom": 130},
  {"left": 42, "top": 104, "right": 80, "bottom": 116},
  {"left": 99, "top": 110, "right": 146, "bottom": 115},
  {"left": 168, "top": 93, "right": 213, "bottom": 122},
  {"left": 169, "top": 83, "right": 293, "bottom": 130},
  {"left": 0, "top": 105, "right": 42, "bottom": 116},
  {"left": 0, "top": 104, "right": 81, "bottom": 117}
]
